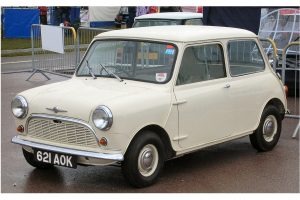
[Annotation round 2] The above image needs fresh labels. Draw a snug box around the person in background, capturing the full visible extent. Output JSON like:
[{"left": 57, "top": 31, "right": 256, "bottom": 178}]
[
  {"left": 38, "top": 6, "right": 48, "bottom": 25},
  {"left": 115, "top": 7, "right": 129, "bottom": 29},
  {"left": 160, "top": 7, "right": 182, "bottom": 12},
  {"left": 61, "top": 7, "right": 71, "bottom": 23},
  {"left": 55, "top": 7, "right": 71, "bottom": 26},
  {"left": 54, "top": 7, "right": 63, "bottom": 25},
  {"left": 126, "top": 7, "right": 136, "bottom": 28},
  {"left": 148, "top": 6, "right": 159, "bottom": 13},
  {"left": 63, "top": 19, "right": 71, "bottom": 27},
  {"left": 136, "top": 6, "right": 148, "bottom": 17}
]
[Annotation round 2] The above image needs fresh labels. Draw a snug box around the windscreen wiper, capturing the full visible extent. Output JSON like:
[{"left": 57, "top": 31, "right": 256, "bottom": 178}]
[
  {"left": 86, "top": 60, "right": 97, "bottom": 79},
  {"left": 99, "top": 64, "right": 123, "bottom": 82}
]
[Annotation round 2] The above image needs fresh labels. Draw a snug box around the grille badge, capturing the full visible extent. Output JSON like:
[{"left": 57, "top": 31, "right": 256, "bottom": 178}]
[{"left": 46, "top": 106, "right": 67, "bottom": 113}]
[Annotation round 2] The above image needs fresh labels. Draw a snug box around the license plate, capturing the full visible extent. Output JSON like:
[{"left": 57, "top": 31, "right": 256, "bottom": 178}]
[{"left": 33, "top": 149, "right": 77, "bottom": 168}]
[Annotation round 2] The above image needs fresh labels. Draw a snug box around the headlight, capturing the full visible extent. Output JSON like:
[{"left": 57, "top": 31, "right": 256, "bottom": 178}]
[
  {"left": 11, "top": 96, "right": 28, "bottom": 119},
  {"left": 92, "top": 105, "right": 113, "bottom": 130}
]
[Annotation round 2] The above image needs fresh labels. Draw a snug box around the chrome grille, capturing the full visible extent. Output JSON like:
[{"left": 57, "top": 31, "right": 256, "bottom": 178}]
[{"left": 27, "top": 117, "right": 98, "bottom": 148}]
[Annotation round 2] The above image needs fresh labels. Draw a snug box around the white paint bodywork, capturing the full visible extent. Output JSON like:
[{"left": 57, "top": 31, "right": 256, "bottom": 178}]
[
  {"left": 135, "top": 12, "right": 203, "bottom": 20},
  {"left": 14, "top": 26, "right": 287, "bottom": 165}
]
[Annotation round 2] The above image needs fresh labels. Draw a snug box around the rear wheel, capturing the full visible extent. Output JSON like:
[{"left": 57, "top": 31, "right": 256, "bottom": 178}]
[
  {"left": 22, "top": 148, "right": 53, "bottom": 169},
  {"left": 121, "top": 131, "right": 165, "bottom": 188},
  {"left": 249, "top": 105, "right": 282, "bottom": 152}
]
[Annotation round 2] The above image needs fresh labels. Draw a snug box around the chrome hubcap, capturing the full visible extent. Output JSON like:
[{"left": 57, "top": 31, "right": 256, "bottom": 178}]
[
  {"left": 263, "top": 115, "right": 278, "bottom": 142},
  {"left": 138, "top": 144, "right": 158, "bottom": 177}
]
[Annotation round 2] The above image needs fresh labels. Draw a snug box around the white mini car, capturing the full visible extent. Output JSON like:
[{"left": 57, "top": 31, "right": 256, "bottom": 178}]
[
  {"left": 133, "top": 12, "right": 203, "bottom": 27},
  {"left": 12, "top": 26, "right": 287, "bottom": 188}
]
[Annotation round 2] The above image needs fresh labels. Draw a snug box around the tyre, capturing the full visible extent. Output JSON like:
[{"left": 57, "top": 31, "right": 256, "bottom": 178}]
[
  {"left": 22, "top": 148, "right": 53, "bottom": 169},
  {"left": 121, "top": 131, "right": 165, "bottom": 188},
  {"left": 249, "top": 105, "right": 282, "bottom": 152}
]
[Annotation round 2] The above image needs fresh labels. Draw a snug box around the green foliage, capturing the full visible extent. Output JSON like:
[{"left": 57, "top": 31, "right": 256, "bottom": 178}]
[{"left": 1, "top": 38, "right": 32, "bottom": 50}]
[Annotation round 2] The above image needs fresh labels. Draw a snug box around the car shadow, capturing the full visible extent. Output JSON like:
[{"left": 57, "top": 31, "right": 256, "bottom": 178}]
[
  {"left": 163, "top": 139, "right": 255, "bottom": 178},
  {"left": 24, "top": 167, "right": 66, "bottom": 193},
  {"left": 22, "top": 138, "right": 275, "bottom": 192}
]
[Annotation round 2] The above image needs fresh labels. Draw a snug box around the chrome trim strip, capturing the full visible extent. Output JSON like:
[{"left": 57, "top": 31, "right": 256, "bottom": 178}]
[
  {"left": 12, "top": 136, "right": 124, "bottom": 161},
  {"left": 26, "top": 114, "right": 100, "bottom": 145}
]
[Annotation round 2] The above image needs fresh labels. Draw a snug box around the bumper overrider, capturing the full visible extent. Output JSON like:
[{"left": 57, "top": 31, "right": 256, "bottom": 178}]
[{"left": 12, "top": 136, "right": 124, "bottom": 161}]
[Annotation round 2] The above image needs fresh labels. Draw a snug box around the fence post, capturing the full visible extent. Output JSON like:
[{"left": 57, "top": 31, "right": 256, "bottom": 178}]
[
  {"left": 282, "top": 41, "right": 300, "bottom": 139},
  {"left": 27, "top": 24, "right": 50, "bottom": 81},
  {"left": 259, "top": 38, "right": 278, "bottom": 71},
  {"left": 281, "top": 41, "right": 300, "bottom": 85}
]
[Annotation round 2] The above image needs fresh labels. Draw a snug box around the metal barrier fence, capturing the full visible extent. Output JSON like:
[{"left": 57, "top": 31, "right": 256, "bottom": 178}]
[
  {"left": 259, "top": 38, "right": 278, "bottom": 70},
  {"left": 76, "top": 27, "right": 112, "bottom": 65},
  {"left": 281, "top": 42, "right": 300, "bottom": 138},
  {"left": 27, "top": 24, "right": 77, "bottom": 81}
]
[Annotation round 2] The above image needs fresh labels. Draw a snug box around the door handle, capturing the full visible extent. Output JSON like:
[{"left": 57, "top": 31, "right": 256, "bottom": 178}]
[
  {"left": 224, "top": 84, "right": 231, "bottom": 89},
  {"left": 173, "top": 100, "right": 187, "bottom": 105}
]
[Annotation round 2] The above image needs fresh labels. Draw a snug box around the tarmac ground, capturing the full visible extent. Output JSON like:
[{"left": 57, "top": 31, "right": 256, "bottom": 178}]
[{"left": 1, "top": 71, "right": 299, "bottom": 193}]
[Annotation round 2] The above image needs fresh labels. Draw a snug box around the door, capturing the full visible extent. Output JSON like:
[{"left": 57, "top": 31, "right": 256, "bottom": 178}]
[
  {"left": 174, "top": 43, "right": 233, "bottom": 149},
  {"left": 225, "top": 39, "right": 269, "bottom": 136}
]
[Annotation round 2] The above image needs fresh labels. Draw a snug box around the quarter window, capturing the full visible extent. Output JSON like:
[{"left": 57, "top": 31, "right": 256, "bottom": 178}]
[
  {"left": 227, "top": 40, "right": 265, "bottom": 76},
  {"left": 176, "top": 44, "right": 226, "bottom": 85}
]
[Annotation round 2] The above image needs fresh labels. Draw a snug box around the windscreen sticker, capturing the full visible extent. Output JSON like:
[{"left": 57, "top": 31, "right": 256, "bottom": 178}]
[
  {"left": 156, "top": 73, "right": 167, "bottom": 82},
  {"left": 165, "top": 48, "right": 175, "bottom": 55}
]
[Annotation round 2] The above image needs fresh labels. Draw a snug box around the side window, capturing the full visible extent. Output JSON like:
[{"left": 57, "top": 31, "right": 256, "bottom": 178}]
[
  {"left": 133, "top": 20, "right": 150, "bottom": 27},
  {"left": 227, "top": 40, "right": 265, "bottom": 76},
  {"left": 176, "top": 44, "right": 226, "bottom": 85},
  {"left": 184, "top": 19, "right": 203, "bottom": 25}
]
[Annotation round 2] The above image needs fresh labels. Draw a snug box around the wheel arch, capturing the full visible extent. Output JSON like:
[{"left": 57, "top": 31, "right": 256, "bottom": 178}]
[
  {"left": 263, "top": 98, "right": 286, "bottom": 120},
  {"left": 126, "top": 124, "right": 176, "bottom": 160},
  {"left": 253, "top": 98, "right": 285, "bottom": 132}
]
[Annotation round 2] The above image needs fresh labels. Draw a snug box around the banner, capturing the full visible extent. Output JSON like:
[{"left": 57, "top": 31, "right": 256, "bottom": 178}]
[
  {"left": 4, "top": 8, "right": 39, "bottom": 38},
  {"left": 41, "top": 25, "right": 64, "bottom": 54}
]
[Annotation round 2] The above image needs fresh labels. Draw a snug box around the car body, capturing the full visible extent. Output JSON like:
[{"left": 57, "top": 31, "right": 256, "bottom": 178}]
[
  {"left": 12, "top": 26, "right": 287, "bottom": 187},
  {"left": 133, "top": 12, "right": 203, "bottom": 27}
]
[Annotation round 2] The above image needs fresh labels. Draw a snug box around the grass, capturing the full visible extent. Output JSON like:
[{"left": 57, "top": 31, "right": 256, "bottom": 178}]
[
  {"left": 1, "top": 52, "right": 32, "bottom": 57},
  {"left": 1, "top": 38, "right": 32, "bottom": 50}
]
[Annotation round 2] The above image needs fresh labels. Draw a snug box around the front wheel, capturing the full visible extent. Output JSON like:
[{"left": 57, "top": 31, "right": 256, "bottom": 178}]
[
  {"left": 121, "top": 131, "right": 165, "bottom": 188},
  {"left": 249, "top": 105, "right": 282, "bottom": 152}
]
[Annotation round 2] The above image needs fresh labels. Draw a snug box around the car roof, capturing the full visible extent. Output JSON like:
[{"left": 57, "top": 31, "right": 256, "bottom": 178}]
[
  {"left": 95, "top": 26, "right": 257, "bottom": 43},
  {"left": 135, "top": 12, "right": 203, "bottom": 20}
]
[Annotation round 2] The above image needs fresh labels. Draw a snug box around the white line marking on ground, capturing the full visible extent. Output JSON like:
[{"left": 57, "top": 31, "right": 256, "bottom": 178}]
[
  {"left": 2, "top": 57, "right": 66, "bottom": 65},
  {"left": 1, "top": 60, "right": 32, "bottom": 65}
]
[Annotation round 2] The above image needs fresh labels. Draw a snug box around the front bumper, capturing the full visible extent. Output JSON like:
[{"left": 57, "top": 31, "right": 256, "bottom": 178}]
[{"left": 12, "top": 136, "right": 124, "bottom": 161}]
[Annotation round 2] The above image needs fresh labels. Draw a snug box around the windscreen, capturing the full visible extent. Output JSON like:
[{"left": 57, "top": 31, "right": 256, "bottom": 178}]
[{"left": 77, "top": 40, "right": 177, "bottom": 83}]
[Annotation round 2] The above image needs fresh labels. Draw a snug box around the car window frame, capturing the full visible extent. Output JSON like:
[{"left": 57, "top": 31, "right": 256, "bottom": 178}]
[
  {"left": 226, "top": 39, "right": 266, "bottom": 77},
  {"left": 76, "top": 38, "right": 179, "bottom": 85},
  {"left": 175, "top": 41, "right": 227, "bottom": 86}
]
